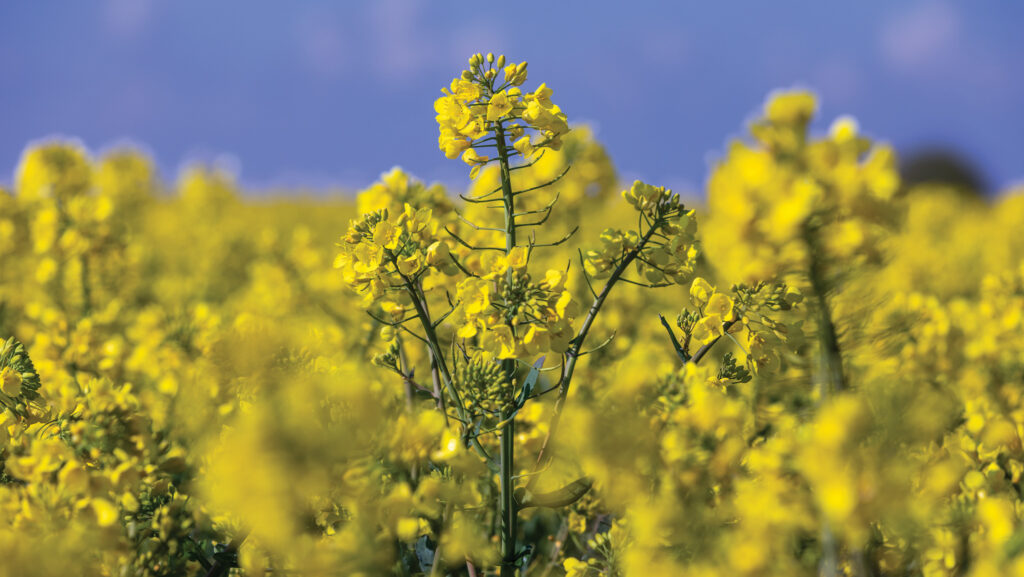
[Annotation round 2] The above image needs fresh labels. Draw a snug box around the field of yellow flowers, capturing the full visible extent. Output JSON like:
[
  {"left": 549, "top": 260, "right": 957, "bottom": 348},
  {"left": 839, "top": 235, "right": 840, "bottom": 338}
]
[{"left": 3, "top": 53, "right": 1024, "bottom": 577}]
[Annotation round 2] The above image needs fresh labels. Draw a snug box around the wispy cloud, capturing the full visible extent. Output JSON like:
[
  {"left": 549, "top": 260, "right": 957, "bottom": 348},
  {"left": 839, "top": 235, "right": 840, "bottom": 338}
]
[
  {"left": 879, "top": 2, "right": 960, "bottom": 72},
  {"left": 367, "top": 0, "right": 437, "bottom": 81},
  {"left": 878, "top": 2, "right": 1017, "bottom": 103},
  {"left": 103, "top": 0, "right": 156, "bottom": 40},
  {"left": 295, "top": 8, "right": 348, "bottom": 79}
]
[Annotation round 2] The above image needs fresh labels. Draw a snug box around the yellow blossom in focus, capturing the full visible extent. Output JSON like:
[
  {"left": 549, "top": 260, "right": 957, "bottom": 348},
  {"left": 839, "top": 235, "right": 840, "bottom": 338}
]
[
  {"left": 706, "top": 293, "right": 735, "bottom": 322},
  {"left": 486, "top": 91, "right": 514, "bottom": 122},
  {"left": 690, "top": 277, "right": 714, "bottom": 308},
  {"left": 692, "top": 314, "right": 724, "bottom": 345}
]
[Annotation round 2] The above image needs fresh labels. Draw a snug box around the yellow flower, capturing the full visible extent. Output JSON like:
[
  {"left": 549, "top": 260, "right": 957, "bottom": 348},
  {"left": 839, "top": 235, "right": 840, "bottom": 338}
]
[
  {"left": 504, "top": 62, "right": 528, "bottom": 85},
  {"left": 691, "top": 314, "right": 724, "bottom": 345},
  {"left": 443, "top": 137, "right": 471, "bottom": 159},
  {"left": 462, "top": 148, "right": 489, "bottom": 165},
  {"left": 351, "top": 242, "right": 384, "bottom": 274},
  {"left": 426, "top": 240, "right": 451, "bottom": 268},
  {"left": 523, "top": 325, "right": 550, "bottom": 355},
  {"left": 530, "top": 83, "right": 553, "bottom": 108},
  {"left": 450, "top": 78, "right": 481, "bottom": 101},
  {"left": 461, "top": 117, "right": 488, "bottom": 140},
  {"left": 563, "top": 558, "right": 592, "bottom": 577},
  {"left": 507, "top": 246, "right": 529, "bottom": 270},
  {"left": 372, "top": 220, "right": 401, "bottom": 250},
  {"left": 0, "top": 366, "right": 22, "bottom": 397},
  {"left": 706, "top": 293, "right": 735, "bottom": 322},
  {"left": 479, "top": 251, "right": 510, "bottom": 279},
  {"left": 764, "top": 90, "right": 817, "bottom": 125},
  {"left": 690, "top": 277, "right": 714, "bottom": 308},
  {"left": 58, "top": 461, "right": 90, "bottom": 495},
  {"left": 396, "top": 254, "right": 422, "bottom": 276},
  {"left": 622, "top": 180, "right": 667, "bottom": 212},
  {"left": 830, "top": 115, "right": 859, "bottom": 143},
  {"left": 458, "top": 277, "right": 491, "bottom": 316},
  {"left": 488, "top": 325, "right": 517, "bottom": 359},
  {"left": 457, "top": 321, "right": 481, "bottom": 339},
  {"left": 543, "top": 269, "right": 567, "bottom": 291},
  {"left": 435, "top": 95, "right": 470, "bottom": 132},
  {"left": 583, "top": 251, "right": 613, "bottom": 279},
  {"left": 513, "top": 136, "right": 534, "bottom": 158},
  {"left": 555, "top": 291, "right": 577, "bottom": 319},
  {"left": 120, "top": 492, "right": 140, "bottom": 513},
  {"left": 380, "top": 301, "right": 406, "bottom": 322},
  {"left": 92, "top": 498, "right": 119, "bottom": 527},
  {"left": 523, "top": 101, "right": 568, "bottom": 135},
  {"left": 486, "top": 91, "right": 514, "bottom": 122}
]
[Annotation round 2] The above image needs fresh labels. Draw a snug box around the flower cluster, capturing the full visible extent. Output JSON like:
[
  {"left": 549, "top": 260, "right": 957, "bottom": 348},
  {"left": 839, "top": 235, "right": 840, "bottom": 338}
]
[
  {"left": 334, "top": 203, "right": 456, "bottom": 303},
  {"left": 584, "top": 181, "right": 699, "bottom": 285},
  {"left": 456, "top": 350, "right": 514, "bottom": 416},
  {"left": 454, "top": 257, "right": 578, "bottom": 359},
  {"left": 702, "top": 91, "right": 899, "bottom": 284},
  {"left": 687, "top": 277, "right": 737, "bottom": 345},
  {"left": 435, "top": 53, "right": 569, "bottom": 177},
  {"left": 0, "top": 337, "right": 44, "bottom": 418}
]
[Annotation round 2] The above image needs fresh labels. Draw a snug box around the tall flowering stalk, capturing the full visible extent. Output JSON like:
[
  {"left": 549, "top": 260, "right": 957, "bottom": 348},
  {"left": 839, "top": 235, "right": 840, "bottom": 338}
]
[
  {"left": 335, "top": 52, "right": 700, "bottom": 575},
  {"left": 434, "top": 53, "right": 701, "bottom": 576}
]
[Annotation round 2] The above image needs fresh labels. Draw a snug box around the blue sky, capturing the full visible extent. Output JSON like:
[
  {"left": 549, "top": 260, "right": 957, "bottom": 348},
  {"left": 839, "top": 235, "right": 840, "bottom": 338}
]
[{"left": 1, "top": 1, "right": 1021, "bottom": 195}]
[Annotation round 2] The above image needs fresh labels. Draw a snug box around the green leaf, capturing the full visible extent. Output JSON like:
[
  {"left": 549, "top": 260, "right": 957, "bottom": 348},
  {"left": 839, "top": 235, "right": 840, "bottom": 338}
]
[
  {"left": 659, "top": 314, "right": 689, "bottom": 362},
  {"left": 514, "top": 476, "right": 593, "bottom": 509},
  {"left": 515, "top": 356, "right": 544, "bottom": 409}
]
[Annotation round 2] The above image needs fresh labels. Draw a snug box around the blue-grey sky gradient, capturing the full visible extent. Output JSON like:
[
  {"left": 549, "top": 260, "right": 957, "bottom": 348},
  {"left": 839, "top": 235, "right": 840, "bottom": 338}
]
[{"left": 1, "top": 1, "right": 1021, "bottom": 194}]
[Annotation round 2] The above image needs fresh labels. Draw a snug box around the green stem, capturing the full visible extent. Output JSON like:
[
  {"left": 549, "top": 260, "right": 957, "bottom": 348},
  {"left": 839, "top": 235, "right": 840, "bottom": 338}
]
[
  {"left": 689, "top": 320, "right": 738, "bottom": 365},
  {"left": 495, "top": 122, "right": 516, "bottom": 253},
  {"left": 402, "top": 279, "right": 461, "bottom": 420},
  {"left": 396, "top": 336, "right": 415, "bottom": 413},
  {"left": 499, "top": 409, "right": 516, "bottom": 576},
  {"left": 806, "top": 228, "right": 845, "bottom": 397},
  {"left": 494, "top": 120, "right": 519, "bottom": 577},
  {"left": 530, "top": 222, "right": 661, "bottom": 485},
  {"left": 398, "top": 272, "right": 500, "bottom": 476},
  {"left": 805, "top": 225, "right": 847, "bottom": 577}
]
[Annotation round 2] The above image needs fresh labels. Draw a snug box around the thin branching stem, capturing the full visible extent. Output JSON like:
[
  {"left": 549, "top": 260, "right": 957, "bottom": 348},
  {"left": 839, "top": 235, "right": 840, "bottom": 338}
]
[
  {"left": 511, "top": 165, "right": 571, "bottom": 197},
  {"left": 689, "top": 320, "right": 737, "bottom": 365},
  {"left": 529, "top": 220, "right": 662, "bottom": 487},
  {"left": 446, "top": 226, "right": 506, "bottom": 251},
  {"left": 455, "top": 209, "right": 505, "bottom": 232},
  {"left": 394, "top": 269, "right": 464, "bottom": 420}
]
